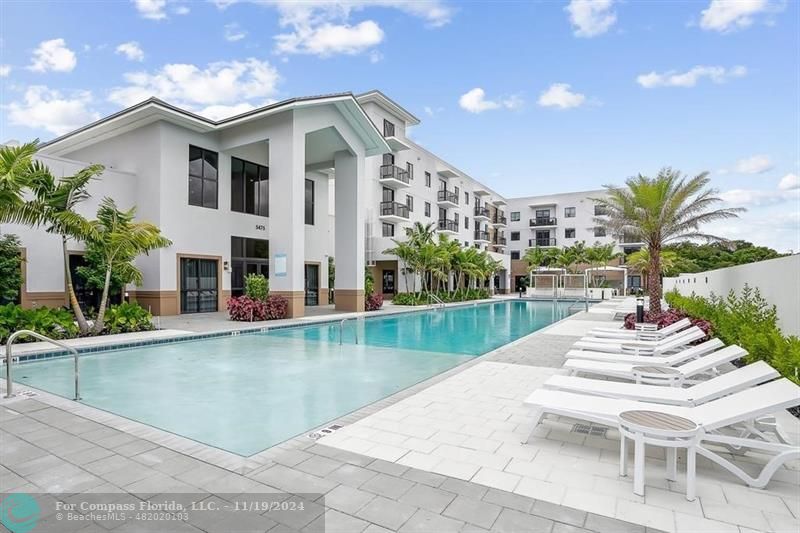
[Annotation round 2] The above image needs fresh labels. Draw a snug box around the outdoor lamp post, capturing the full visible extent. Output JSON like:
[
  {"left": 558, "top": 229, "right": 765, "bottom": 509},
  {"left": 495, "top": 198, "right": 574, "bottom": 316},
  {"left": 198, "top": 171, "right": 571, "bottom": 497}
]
[{"left": 636, "top": 296, "right": 645, "bottom": 323}]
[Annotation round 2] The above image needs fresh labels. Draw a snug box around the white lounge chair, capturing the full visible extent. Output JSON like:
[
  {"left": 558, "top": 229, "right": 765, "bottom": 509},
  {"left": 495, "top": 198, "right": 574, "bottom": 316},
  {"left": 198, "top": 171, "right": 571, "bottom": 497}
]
[
  {"left": 563, "top": 343, "right": 745, "bottom": 385},
  {"left": 523, "top": 378, "right": 800, "bottom": 498},
  {"left": 544, "top": 361, "right": 779, "bottom": 406},
  {"left": 564, "top": 338, "right": 724, "bottom": 365},
  {"left": 587, "top": 318, "right": 691, "bottom": 340},
  {"left": 572, "top": 326, "right": 706, "bottom": 356}
]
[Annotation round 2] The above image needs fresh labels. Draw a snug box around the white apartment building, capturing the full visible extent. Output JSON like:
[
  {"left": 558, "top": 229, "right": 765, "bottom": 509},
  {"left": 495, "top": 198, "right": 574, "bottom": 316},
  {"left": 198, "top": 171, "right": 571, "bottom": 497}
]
[{"left": 7, "top": 90, "right": 639, "bottom": 317}]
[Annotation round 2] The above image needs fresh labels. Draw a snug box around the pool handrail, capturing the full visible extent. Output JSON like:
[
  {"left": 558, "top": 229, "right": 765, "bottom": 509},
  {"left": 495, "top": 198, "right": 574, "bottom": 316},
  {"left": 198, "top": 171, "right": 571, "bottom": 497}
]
[
  {"left": 339, "top": 318, "right": 359, "bottom": 345},
  {"left": 5, "top": 330, "right": 81, "bottom": 400},
  {"left": 428, "top": 293, "right": 445, "bottom": 309}
]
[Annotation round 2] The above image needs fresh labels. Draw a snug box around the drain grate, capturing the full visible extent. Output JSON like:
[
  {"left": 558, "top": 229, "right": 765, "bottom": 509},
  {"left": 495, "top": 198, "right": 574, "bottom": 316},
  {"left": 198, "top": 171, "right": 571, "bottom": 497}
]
[
  {"left": 308, "top": 424, "right": 344, "bottom": 440},
  {"left": 572, "top": 423, "right": 607, "bottom": 437}
]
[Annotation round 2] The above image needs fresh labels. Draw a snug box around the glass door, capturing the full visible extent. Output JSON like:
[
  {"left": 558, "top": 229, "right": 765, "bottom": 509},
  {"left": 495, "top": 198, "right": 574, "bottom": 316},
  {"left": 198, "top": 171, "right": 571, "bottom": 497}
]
[
  {"left": 382, "top": 269, "right": 395, "bottom": 294},
  {"left": 180, "top": 258, "right": 218, "bottom": 313},
  {"left": 305, "top": 264, "right": 319, "bottom": 306}
]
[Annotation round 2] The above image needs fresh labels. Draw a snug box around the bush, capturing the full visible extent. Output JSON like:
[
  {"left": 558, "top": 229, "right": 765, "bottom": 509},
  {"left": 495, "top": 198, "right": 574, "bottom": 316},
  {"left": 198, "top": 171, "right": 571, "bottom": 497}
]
[
  {"left": 102, "top": 302, "right": 154, "bottom": 334},
  {"left": 265, "top": 295, "right": 288, "bottom": 320},
  {"left": 227, "top": 296, "right": 267, "bottom": 321},
  {"left": 0, "top": 234, "right": 23, "bottom": 305},
  {"left": 666, "top": 286, "right": 800, "bottom": 385},
  {"left": 623, "top": 308, "right": 712, "bottom": 340},
  {"left": 244, "top": 274, "right": 269, "bottom": 301},
  {"left": 0, "top": 304, "right": 78, "bottom": 344},
  {"left": 391, "top": 289, "right": 490, "bottom": 306},
  {"left": 366, "top": 293, "right": 383, "bottom": 311}
]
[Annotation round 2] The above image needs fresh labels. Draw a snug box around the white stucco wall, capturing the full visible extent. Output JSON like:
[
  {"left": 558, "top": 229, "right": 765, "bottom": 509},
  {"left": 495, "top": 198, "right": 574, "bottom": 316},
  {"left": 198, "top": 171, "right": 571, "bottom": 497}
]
[{"left": 663, "top": 254, "right": 800, "bottom": 335}]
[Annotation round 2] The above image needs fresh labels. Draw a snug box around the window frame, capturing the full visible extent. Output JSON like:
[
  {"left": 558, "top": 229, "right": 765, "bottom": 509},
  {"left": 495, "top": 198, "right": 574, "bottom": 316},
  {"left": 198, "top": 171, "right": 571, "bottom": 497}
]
[
  {"left": 231, "top": 156, "right": 268, "bottom": 217},
  {"left": 510, "top": 251, "right": 520, "bottom": 260},
  {"left": 189, "top": 145, "right": 219, "bottom": 209},
  {"left": 425, "top": 171, "right": 431, "bottom": 187},
  {"left": 383, "top": 119, "right": 395, "bottom": 137},
  {"left": 382, "top": 222, "right": 395, "bottom": 237},
  {"left": 565, "top": 228, "right": 576, "bottom": 239},
  {"left": 594, "top": 227, "right": 607, "bottom": 237},
  {"left": 305, "top": 178, "right": 315, "bottom": 225},
  {"left": 406, "top": 194, "right": 414, "bottom": 212},
  {"left": 510, "top": 211, "right": 520, "bottom": 222},
  {"left": 510, "top": 231, "right": 520, "bottom": 241},
  {"left": 424, "top": 201, "right": 431, "bottom": 217},
  {"left": 564, "top": 207, "right": 576, "bottom": 218}
]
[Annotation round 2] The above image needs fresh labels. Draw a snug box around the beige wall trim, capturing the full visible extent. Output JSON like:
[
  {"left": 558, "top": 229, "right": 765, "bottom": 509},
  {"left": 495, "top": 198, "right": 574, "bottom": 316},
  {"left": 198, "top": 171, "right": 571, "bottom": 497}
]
[
  {"left": 336, "top": 289, "right": 365, "bottom": 313},
  {"left": 134, "top": 290, "right": 179, "bottom": 316},
  {"left": 21, "top": 291, "right": 69, "bottom": 309},
  {"left": 272, "top": 290, "right": 305, "bottom": 318}
]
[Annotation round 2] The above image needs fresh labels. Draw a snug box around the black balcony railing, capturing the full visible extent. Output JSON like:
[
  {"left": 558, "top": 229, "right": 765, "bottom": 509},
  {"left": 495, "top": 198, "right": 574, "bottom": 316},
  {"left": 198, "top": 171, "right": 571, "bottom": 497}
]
[
  {"left": 529, "top": 217, "right": 557, "bottom": 227},
  {"left": 437, "top": 189, "right": 459, "bottom": 204},
  {"left": 379, "top": 164, "right": 411, "bottom": 184},
  {"left": 438, "top": 218, "right": 458, "bottom": 232},
  {"left": 474, "top": 230, "right": 490, "bottom": 241},
  {"left": 493, "top": 236, "right": 507, "bottom": 245},
  {"left": 474, "top": 206, "right": 490, "bottom": 218},
  {"left": 380, "top": 201, "right": 409, "bottom": 218},
  {"left": 493, "top": 214, "right": 507, "bottom": 225},
  {"left": 529, "top": 238, "right": 557, "bottom": 247}
]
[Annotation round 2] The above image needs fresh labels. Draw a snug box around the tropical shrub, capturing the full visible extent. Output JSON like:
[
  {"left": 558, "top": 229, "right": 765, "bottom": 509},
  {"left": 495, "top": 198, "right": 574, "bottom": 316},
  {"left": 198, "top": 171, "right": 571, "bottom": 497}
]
[
  {"left": 623, "top": 308, "right": 712, "bottom": 339},
  {"left": 366, "top": 294, "right": 383, "bottom": 311},
  {"left": 245, "top": 274, "right": 269, "bottom": 301},
  {"left": 102, "top": 302, "right": 154, "bottom": 334},
  {"left": 227, "top": 296, "right": 267, "bottom": 321},
  {"left": 666, "top": 286, "right": 800, "bottom": 384},
  {"left": 0, "top": 234, "right": 23, "bottom": 305},
  {"left": 0, "top": 304, "right": 78, "bottom": 343},
  {"left": 391, "top": 288, "right": 490, "bottom": 306},
  {"left": 265, "top": 295, "right": 288, "bottom": 319}
]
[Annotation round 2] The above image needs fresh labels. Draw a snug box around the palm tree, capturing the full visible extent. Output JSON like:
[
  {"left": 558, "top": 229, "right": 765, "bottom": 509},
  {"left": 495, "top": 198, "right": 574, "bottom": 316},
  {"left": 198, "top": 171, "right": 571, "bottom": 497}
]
[
  {"left": 585, "top": 242, "right": 620, "bottom": 288},
  {"left": 0, "top": 141, "right": 46, "bottom": 226},
  {"left": 625, "top": 248, "right": 679, "bottom": 283},
  {"left": 405, "top": 221, "right": 436, "bottom": 247},
  {"left": 594, "top": 168, "right": 743, "bottom": 312},
  {"left": 87, "top": 198, "right": 171, "bottom": 334},
  {"left": 383, "top": 240, "right": 416, "bottom": 292}
]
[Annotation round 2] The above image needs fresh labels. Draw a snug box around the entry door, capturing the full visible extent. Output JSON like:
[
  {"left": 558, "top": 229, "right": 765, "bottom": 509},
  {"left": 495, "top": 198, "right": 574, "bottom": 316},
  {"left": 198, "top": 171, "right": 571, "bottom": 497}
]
[
  {"left": 180, "top": 258, "right": 218, "bottom": 313},
  {"left": 305, "top": 264, "right": 319, "bottom": 306},
  {"left": 382, "top": 270, "right": 395, "bottom": 294}
]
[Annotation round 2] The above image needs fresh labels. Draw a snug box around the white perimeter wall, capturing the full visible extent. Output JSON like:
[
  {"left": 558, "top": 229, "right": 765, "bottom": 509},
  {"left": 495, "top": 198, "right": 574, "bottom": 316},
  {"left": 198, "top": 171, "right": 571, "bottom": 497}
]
[{"left": 663, "top": 254, "right": 800, "bottom": 335}]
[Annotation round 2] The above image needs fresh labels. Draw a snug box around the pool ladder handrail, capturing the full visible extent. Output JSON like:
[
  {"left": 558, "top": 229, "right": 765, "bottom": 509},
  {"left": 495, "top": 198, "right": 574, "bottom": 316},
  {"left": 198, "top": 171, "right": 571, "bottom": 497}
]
[
  {"left": 427, "top": 293, "right": 445, "bottom": 309},
  {"left": 339, "top": 318, "right": 359, "bottom": 345},
  {"left": 567, "top": 293, "right": 590, "bottom": 314},
  {"left": 5, "top": 330, "right": 81, "bottom": 400}
]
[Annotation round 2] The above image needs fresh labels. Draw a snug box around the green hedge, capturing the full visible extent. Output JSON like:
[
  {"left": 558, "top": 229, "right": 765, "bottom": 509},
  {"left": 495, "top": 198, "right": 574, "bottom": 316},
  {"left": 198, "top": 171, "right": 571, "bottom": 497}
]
[
  {"left": 665, "top": 286, "right": 800, "bottom": 384},
  {"left": 0, "top": 304, "right": 78, "bottom": 344},
  {"left": 392, "top": 289, "right": 490, "bottom": 306}
]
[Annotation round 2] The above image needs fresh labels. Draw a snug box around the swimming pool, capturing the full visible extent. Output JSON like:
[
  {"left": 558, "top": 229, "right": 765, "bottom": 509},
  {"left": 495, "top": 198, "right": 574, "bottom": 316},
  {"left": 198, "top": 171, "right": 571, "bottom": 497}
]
[{"left": 14, "top": 300, "right": 573, "bottom": 456}]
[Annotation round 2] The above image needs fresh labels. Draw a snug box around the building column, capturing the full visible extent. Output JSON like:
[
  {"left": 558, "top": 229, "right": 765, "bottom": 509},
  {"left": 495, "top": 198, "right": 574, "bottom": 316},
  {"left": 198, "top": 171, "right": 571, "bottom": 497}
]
[
  {"left": 269, "top": 117, "right": 306, "bottom": 317},
  {"left": 334, "top": 150, "right": 365, "bottom": 312}
]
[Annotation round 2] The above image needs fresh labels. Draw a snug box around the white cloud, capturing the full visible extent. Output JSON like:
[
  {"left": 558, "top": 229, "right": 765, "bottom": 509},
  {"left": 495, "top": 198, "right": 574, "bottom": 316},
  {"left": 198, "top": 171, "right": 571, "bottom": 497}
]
[
  {"left": 636, "top": 65, "right": 746, "bottom": 88},
  {"left": 733, "top": 154, "right": 773, "bottom": 174},
  {"left": 537, "top": 83, "right": 586, "bottom": 109},
  {"left": 368, "top": 49, "right": 384, "bottom": 63},
  {"left": 565, "top": 0, "right": 617, "bottom": 37},
  {"left": 5, "top": 86, "right": 100, "bottom": 135},
  {"left": 275, "top": 20, "right": 384, "bottom": 56},
  {"left": 700, "top": 0, "right": 777, "bottom": 32},
  {"left": 458, "top": 88, "right": 523, "bottom": 114},
  {"left": 28, "top": 38, "right": 77, "bottom": 73},
  {"left": 108, "top": 58, "right": 281, "bottom": 117},
  {"left": 132, "top": 0, "right": 167, "bottom": 20},
  {"left": 0, "top": 65, "right": 10, "bottom": 77},
  {"left": 224, "top": 23, "right": 247, "bottom": 42},
  {"left": 115, "top": 41, "right": 145, "bottom": 62},
  {"left": 423, "top": 106, "right": 443, "bottom": 117},
  {"left": 199, "top": 102, "right": 257, "bottom": 120},
  {"left": 779, "top": 173, "right": 799, "bottom": 191},
  {"left": 173, "top": 4, "right": 190, "bottom": 15},
  {"left": 719, "top": 188, "right": 798, "bottom": 207},
  {"left": 705, "top": 211, "right": 799, "bottom": 252}
]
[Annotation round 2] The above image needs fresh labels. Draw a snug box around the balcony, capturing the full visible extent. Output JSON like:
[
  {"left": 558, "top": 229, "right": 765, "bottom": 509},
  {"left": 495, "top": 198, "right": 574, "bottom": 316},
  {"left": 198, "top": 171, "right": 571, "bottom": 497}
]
[
  {"left": 437, "top": 218, "right": 458, "bottom": 235},
  {"left": 379, "top": 201, "right": 410, "bottom": 223},
  {"left": 379, "top": 164, "right": 411, "bottom": 188},
  {"left": 529, "top": 238, "right": 557, "bottom": 247},
  {"left": 493, "top": 236, "right": 507, "bottom": 246},
  {"left": 474, "top": 230, "right": 490, "bottom": 243},
  {"left": 383, "top": 122, "right": 410, "bottom": 151},
  {"left": 492, "top": 214, "right": 507, "bottom": 227},
  {"left": 437, "top": 189, "right": 459, "bottom": 208},
  {"left": 529, "top": 217, "right": 557, "bottom": 227},
  {"left": 474, "top": 206, "right": 490, "bottom": 220}
]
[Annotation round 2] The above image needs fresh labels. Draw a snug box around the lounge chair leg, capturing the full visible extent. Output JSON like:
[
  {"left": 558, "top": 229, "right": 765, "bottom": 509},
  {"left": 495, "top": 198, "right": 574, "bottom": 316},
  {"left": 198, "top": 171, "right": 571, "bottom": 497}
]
[
  {"left": 686, "top": 445, "right": 696, "bottom": 501},
  {"left": 633, "top": 434, "right": 645, "bottom": 496},
  {"left": 619, "top": 435, "right": 628, "bottom": 477},
  {"left": 666, "top": 447, "right": 677, "bottom": 481}
]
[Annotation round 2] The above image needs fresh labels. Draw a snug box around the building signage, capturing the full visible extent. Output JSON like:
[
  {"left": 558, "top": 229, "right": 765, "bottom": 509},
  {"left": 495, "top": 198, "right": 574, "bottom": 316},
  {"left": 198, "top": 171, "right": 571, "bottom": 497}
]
[{"left": 274, "top": 253, "right": 287, "bottom": 277}]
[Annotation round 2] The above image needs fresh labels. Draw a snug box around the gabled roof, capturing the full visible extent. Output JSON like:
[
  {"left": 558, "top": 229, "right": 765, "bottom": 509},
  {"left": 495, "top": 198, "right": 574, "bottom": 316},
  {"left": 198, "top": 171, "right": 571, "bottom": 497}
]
[
  {"left": 356, "top": 90, "right": 421, "bottom": 125},
  {"left": 40, "top": 93, "right": 390, "bottom": 157}
]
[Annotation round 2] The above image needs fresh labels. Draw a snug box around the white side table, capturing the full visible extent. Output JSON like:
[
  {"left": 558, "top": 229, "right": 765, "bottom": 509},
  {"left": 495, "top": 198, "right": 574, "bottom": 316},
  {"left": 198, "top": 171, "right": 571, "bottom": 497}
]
[
  {"left": 631, "top": 365, "right": 683, "bottom": 386},
  {"left": 619, "top": 409, "right": 700, "bottom": 501}
]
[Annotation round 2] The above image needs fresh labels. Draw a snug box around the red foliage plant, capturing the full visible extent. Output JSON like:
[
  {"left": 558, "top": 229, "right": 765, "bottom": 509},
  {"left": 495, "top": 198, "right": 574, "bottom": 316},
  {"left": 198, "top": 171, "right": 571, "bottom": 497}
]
[
  {"left": 624, "top": 309, "right": 713, "bottom": 340},
  {"left": 366, "top": 294, "right": 383, "bottom": 311},
  {"left": 265, "top": 295, "right": 288, "bottom": 320},
  {"left": 227, "top": 295, "right": 288, "bottom": 321}
]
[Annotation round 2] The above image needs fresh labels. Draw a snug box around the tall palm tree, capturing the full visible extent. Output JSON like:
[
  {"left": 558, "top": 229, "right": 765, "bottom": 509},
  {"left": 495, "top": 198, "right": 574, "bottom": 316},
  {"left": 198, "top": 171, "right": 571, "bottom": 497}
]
[
  {"left": 625, "top": 248, "right": 679, "bottom": 286},
  {"left": 594, "top": 168, "right": 743, "bottom": 312},
  {"left": 585, "top": 242, "right": 620, "bottom": 288},
  {"left": 405, "top": 221, "right": 436, "bottom": 247},
  {"left": 88, "top": 198, "right": 172, "bottom": 334}
]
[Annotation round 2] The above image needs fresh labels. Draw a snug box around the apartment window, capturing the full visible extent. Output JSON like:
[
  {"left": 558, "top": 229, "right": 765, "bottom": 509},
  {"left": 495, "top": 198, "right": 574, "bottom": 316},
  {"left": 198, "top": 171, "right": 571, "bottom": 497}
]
[
  {"left": 383, "top": 153, "right": 395, "bottom": 166},
  {"left": 454, "top": 212, "right": 459, "bottom": 225},
  {"left": 383, "top": 119, "right": 395, "bottom": 137},
  {"left": 511, "top": 251, "right": 520, "bottom": 260},
  {"left": 231, "top": 157, "right": 268, "bottom": 216},
  {"left": 594, "top": 204, "right": 609, "bottom": 216},
  {"left": 564, "top": 207, "right": 576, "bottom": 218},
  {"left": 189, "top": 145, "right": 218, "bottom": 209},
  {"left": 454, "top": 186, "right": 460, "bottom": 198},
  {"left": 465, "top": 216, "right": 469, "bottom": 229},
  {"left": 535, "top": 209, "right": 550, "bottom": 218},
  {"left": 594, "top": 227, "right": 607, "bottom": 237},
  {"left": 510, "top": 231, "right": 520, "bottom": 241},
  {"left": 305, "top": 179, "right": 315, "bottom": 225},
  {"left": 406, "top": 162, "right": 414, "bottom": 179},
  {"left": 425, "top": 171, "right": 431, "bottom": 187},
  {"left": 465, "top": 192, "right": 469, "bottom": 204},
  {"left": 510, "top": 211, "right": 520, "bottom": 222},
  {"left": 406, "top": 194, "right": 414, "bottom": 212},
  {"left": 439, "top": 179, "right": 447, "bottom": 190},
  {"left": 565, "top": 228, "right": 576, "bottom": 239},
  {"left": 464, "top": 241, "right": 469, "bottom": 247},
  {"left": 382, "top": 222, "right": 395, "bottom": 237},
  {"left": 424, "top": 201, "right": 431, "bottom": 217}
]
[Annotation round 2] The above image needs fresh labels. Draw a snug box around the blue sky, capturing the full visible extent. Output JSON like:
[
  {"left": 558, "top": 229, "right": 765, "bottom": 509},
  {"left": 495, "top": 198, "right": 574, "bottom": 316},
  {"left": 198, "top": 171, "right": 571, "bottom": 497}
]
[{"left": 1, "top": 0, "right": 798, "bottom": 251}]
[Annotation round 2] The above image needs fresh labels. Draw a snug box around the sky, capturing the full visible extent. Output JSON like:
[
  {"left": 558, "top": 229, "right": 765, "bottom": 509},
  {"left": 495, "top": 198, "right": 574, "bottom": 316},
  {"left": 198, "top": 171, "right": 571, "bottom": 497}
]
[{"left": 0, "top": 0, "right": 798, "bottom": 252}]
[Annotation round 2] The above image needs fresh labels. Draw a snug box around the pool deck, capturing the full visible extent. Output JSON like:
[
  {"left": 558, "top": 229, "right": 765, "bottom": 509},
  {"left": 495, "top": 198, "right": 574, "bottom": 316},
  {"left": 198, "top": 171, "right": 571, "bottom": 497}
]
[{"left": 1, "top": 299, "right": 798, "bottom": 532}]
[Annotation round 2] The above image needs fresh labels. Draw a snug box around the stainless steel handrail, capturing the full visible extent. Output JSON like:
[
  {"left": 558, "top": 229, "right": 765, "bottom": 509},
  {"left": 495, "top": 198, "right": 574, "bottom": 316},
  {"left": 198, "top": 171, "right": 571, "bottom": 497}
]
[
  {"left": 339, "top": 318, "right": 359, "bottom": 345},
  {"left": 427, "top": 294, "right": 445, "bottom": 308},
  {"left": 5, "top": 330, "right": 80, "bottom": 400}
]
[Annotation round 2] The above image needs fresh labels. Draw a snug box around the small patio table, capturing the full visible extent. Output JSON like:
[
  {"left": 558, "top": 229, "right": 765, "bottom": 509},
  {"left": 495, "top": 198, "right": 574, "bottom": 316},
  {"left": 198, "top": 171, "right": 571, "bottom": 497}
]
[
  {"left": 619, "top": 409, "right": 699, "bottom": 501},
  {"left": 631, "top": 365, "right": 683, "bottom": 386}
]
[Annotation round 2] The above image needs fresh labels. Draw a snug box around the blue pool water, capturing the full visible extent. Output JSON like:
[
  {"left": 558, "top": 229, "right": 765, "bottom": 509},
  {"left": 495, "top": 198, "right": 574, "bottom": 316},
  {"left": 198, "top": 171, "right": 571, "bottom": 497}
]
[{"left": 15, "top": 300, "right": 572, "bottom": 456}]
